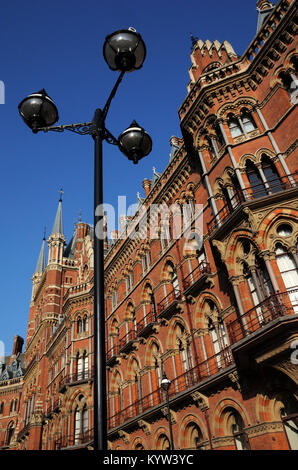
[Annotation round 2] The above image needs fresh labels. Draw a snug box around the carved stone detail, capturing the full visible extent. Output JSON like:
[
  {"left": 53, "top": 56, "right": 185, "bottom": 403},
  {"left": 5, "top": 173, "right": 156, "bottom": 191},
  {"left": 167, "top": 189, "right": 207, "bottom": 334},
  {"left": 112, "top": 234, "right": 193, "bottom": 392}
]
[
  {"left": 191, "top": 391, "right": 209, "bottom": 411},
  {"left": 161, "top": 407, "right": 177, "bottom": 424},
  {"left": 118, "top": 430, "right": 130, "bottom": 444},
  {"left": 138, "top": 419, "right": 151, "bottom": 435}
]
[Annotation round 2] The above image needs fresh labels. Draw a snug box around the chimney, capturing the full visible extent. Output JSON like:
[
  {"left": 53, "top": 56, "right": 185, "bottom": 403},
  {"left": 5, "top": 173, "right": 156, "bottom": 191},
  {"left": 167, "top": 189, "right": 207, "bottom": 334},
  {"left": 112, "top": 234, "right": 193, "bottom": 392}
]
[
  {"left": 12, "top": 335, "right": 24, "bottom": 356},
  {"left": 142, "top": 178, "right": 152, "bottom": 197}
]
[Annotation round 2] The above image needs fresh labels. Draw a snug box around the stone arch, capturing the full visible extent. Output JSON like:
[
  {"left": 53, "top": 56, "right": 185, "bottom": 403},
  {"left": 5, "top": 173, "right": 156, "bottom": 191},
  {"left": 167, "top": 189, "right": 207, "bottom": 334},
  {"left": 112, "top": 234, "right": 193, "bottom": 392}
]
[
  {"left": 153, "top": 426, "right": 171, "bottom": 450},
  {"left": 141, "top": 280, "right": 154, "bottom": 302},
  {"left": 67, "top": 388, "right": 90, "bottom": 413},
  {"left": 110, "top": 367, "right": 123, "bottom": 392},
  {"left": 217, "top": 96, "right": 257, "bottom": 120},
  {"left": 194, "top": 292, "right": 223, "bottom": 329},
  {"left": 126, "top": 354, "right": 142, "bottom": 380},
  {"left": 222, "top": 229, "right": 257, "bottom": 276},
  {"left": 144, "top": 336, "right": 163, "bottom": 366},
  {"left": 178, "top": 413, "right": 208, "bottom": 449},
  {"left": 212, "top": 398, "right": 251, "bottom": 437},
  {"left": 258, "top": 207, "right": 298, "bottom": 251},
  {"left": 166, "top": 316, "right": 190, "bottom": 350},
  {"left": 131, "top": 436, "right": 147, "bottom": 450}
]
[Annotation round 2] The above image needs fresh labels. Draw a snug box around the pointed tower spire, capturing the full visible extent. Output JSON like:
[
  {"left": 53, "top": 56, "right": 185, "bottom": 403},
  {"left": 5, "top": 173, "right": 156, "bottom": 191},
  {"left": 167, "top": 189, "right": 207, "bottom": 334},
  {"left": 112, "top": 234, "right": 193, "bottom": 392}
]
[
  {"left": 51, "top": 189, "right": 64, "bottom": 235},
  {"left": 48, "top": 190, "right": 66, "bottom": 265},
  {"left": 34, "top": 233, "right": 46, "bottom": 274}
]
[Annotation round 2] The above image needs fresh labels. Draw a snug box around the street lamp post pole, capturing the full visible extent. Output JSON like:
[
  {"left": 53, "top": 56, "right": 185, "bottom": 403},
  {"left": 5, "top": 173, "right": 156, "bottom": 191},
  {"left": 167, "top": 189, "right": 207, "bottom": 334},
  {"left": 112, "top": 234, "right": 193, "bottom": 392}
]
[
  {"left": 161, "top": 372, "right": 175, "bottom": 450},
  {"left": 92, "top": 108, "right": 106, "bottom": 450},
  {"left": 18, "top": 29, "right": 152, "bottom": 452}
]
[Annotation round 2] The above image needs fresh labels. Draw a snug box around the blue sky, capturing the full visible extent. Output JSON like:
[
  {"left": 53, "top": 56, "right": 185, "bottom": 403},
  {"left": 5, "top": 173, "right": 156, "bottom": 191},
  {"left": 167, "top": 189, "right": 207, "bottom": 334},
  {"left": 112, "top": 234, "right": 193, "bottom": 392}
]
[{"left": 0, "top": 0, "right": 262, "bottom": 354}]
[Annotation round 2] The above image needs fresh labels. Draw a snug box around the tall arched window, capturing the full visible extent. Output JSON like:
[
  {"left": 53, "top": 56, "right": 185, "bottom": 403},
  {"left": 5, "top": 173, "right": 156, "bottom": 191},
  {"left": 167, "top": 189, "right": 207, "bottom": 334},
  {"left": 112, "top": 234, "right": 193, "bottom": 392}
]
[
  {"left": 82, "top": 314, "right": 88, "bottom": 332},
  {"left": 110, "top": 319, "right": 119, "bottom": 356},
  {"left": 228, "top": 113, "right": 242, "bottom": 138},
  {"left": 5, "top": 422, "right": 15, "bottom": 446},
  {"left": 83, "top": 351, "right": 89, "bottom": 379},
  {"left": 240, "top": 108, "right": 256, "bottom": 134},
  {"left": 275, "top": 244, "right": 298, "bottom": 313},
  {"left": 77, "top": 316, "right": 82, "bottom": 334},
  {"left": 246, "top": 160, "right": 266, "bottom": 198},
  {"left": 74, "top": 395, "right": 88, "bottom": 445},
  {"left": 76, "top": 352, "right": 82, "bottom": 380},
  {"left": 261, "top": 155, "right": 283, "bottom": 193},
  {"left": 74, "top": 405, "right": 81, "bottom": 445},
  {"left": 175, "top": 323, "right": 193, "bottom": 375},
  {"left": 228, "top": 410, "right": 250, "bottom": 450}
]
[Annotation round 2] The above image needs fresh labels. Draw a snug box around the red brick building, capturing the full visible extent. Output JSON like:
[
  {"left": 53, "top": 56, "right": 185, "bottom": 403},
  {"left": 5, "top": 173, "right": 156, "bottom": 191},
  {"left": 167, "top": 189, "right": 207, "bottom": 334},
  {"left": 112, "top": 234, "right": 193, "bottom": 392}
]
[{"left": 0, "top": 0, "right": 297, "bottom": 451}]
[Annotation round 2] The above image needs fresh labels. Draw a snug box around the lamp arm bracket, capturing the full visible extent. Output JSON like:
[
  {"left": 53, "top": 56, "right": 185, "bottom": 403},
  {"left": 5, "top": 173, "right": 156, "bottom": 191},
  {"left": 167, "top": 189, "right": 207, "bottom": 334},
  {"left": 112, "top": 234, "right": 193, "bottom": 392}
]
[{"left": 36, "top": 122, "right": 94, "bottom": 135}]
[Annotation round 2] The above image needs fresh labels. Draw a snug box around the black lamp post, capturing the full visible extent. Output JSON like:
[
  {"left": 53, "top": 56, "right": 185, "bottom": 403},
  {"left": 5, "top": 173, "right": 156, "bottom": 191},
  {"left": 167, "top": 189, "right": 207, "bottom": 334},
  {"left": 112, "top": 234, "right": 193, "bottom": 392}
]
[
  {"left": 161, "top": 372, "right": 175, "bottom": 450},
  {"left": 18, "top": 27, "right": 152, "bottom": 451}
]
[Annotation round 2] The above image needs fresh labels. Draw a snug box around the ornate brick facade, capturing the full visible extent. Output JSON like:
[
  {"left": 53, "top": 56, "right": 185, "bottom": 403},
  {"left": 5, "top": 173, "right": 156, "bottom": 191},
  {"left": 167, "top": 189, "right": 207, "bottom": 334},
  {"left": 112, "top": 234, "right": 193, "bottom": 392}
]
[{"left": 0, "top": 0, "right": 297, "bottom": 451}]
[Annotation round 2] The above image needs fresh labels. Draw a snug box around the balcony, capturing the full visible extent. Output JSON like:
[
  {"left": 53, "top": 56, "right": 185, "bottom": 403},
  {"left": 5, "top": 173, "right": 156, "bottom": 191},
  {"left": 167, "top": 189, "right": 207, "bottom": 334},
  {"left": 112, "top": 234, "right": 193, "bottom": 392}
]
[
  {"left": 136, "top": 310, "right": 158, "bottom": 338},
  {"left": 182, "top": 260, "right": 211, "bottom": 295},
  {"left": 227, "top": 289, "right": 298, "bottom": 368},
  {"left": 58, "top": 367, "right": 94, "bottom": 393},
  {"left": 106, "top": 343, "right": 120, "bottom": 367},
  {"left": 60, "top": 428, "right": 93, "bottom": 449},
  {"left": 119, "top": 330, "right": 139, "bottom": 355},
  {"left": 207, "top": 173, "right": 297, "bottom": 236},
  {"left": 108, "top": 347, "right": 234, "bottom": 431},
  {"left": 44, "top": 397, "right": 62, "bottom": 419},
  {"left": 157, "top": 289, "right": 183, "bottom": 320}
]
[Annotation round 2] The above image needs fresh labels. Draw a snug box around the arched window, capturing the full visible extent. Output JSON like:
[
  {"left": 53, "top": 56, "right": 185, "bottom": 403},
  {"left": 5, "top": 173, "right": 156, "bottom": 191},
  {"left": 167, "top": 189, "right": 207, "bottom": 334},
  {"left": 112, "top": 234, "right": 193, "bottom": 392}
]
[
  {"left": 175, "top": 323, "right": 193, "bottom": 374},
  {"left": 5, "top": 422, "right": 15, "bottom": 446},
  {"left": 243, "top": 256, "right": 274, "bottom": 323},
  {"left": 151, "top": 342, "right": 162, "bottom": 395},
  {"left": 82, "top": 314, "right": 88, "bottom": 332},
  {"left": 275, "top": 244, "right": 298, "bottom": 312},
  {"left": 206, "top": 135, "right": 217, "bottom": 160},
  {"left": 83, "top": 351, "right": 89, "bottom": 379},
  {"left": 186, "top": 423, "right": 204, "bottom": 450},
  {"left": 157, "top": 433, "right": 171, "bottom": 450},
  {"left": 227, "top": 409, "right": 250, "bottom": 450},
  {"left": 112, "top": 288, "right": 118, "bottom": 310},
  {"left": 74, "top": 395, "right": 88, "bottom": 445},
  {"left": 245, "top": 160, "right": 266, "bottom": 198},
  {"left": 212, "top": 121, "right": 225, "bottom": 149},
  {"left": 261, "top": 155, "right": 283, "bottom": 193},
  {"left": 228, "top": 114, "right": 242, "bottom": 138},
  {"left": 77, "top": 316, "right": 82, "bottom": 334},
  {"left": 76, "top": 352, "right": 83, "bottom": 380},
  {"left": 74, "top": 405, "right": 81, "bottom": 445},
  {"left": 279, "top": 69, "right": 298, "bottom": 103},
  {"left": 240, "top": 108, "right": 256, "bottom": 134},
  {"left": 0, "top": 402, "right": 4, "bottom": 414},
  {"left": 110, "top": 319, "right": 119, "bottom": 356}
]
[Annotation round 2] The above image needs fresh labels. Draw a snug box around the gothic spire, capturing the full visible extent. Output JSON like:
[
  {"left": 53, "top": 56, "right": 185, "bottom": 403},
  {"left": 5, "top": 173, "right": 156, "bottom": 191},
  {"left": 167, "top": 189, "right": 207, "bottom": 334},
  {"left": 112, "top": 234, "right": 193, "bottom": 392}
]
[
  {"left": 51, "top": 189, "right": 64, "bottom": 235},
  {"left": 34, "top": 235, "right": 46, "bottom": 274}
]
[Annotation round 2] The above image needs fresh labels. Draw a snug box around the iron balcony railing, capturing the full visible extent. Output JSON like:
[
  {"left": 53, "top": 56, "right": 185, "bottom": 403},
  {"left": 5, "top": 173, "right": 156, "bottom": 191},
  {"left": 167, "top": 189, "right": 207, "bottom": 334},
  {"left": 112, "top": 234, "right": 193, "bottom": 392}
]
[
  {"left": 108, "top": 347, "right": 233, "bottom": 430},
  {"left": 60, "top": 428, "right": 94, "bottom": 449},
  {"left": 157, "top": 288, "right": 182, "bottom": 317},
  {"left": 58, "top": 367, "right": 94, "bottom": 390},
  {"left": 119, "top": 330, "right": 138, "bottom": 352},
  {"left": 207, "top": 172, "right": 297, "bottom": 234},
  {"left": 106, "top": 343, "right": 120, "bottom": 363},
  {"left": 136, "top": 310, "right": 157, "bottom": 336},
  {"left": 182, "top": 260, "right": 211, "bottom": 291},
  {"left": 227, "top": 289, "right": 298, "bottom": 345}
]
